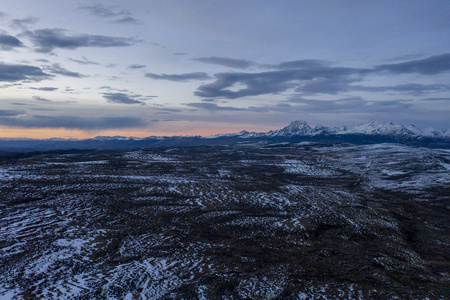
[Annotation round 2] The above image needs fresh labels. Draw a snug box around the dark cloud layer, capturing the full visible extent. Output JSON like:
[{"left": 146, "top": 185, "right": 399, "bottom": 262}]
[
  {"left": 274, "top": 59, "right": 330, "bottom": 70},
  {"left": 45, "top": 64, "right": 85, "bottom": 78},
  {"left": 375, "top": 53, "right": 450, "bottom": 75},
  {"left": 0, "top": 34, "right": 24, "bottom": 50},
  {"left": 30, "top": 87, "right": 58, "bottom": 91},
  {"left": 0, "top": 115, "right": 145, "bottom": 129},
  {"left": 194, "top": 67, "right": 361, "bottom": 99},
  {"left": 194, "top": 71, "right": 290, "bottom": 99},
  {"left": 127, "top": 64, "right": 146, "bottom": 69},
  {"left": 103, "top": 92, "right": 145, "bottom": 105},
  {"left": 193, "top": 57, "right": 255, "bottom": 69},
  {"left": 0, "top": 63, "right": 52, "bottom": 82},
  {"left": 153, "top": 107, "right": 181, "bottom": 113},
  {"left": 354, "top": 83, "right": 449, "bottom": 96},
  {"left": 194, "top": 54, "right": 450, "bottom": 99},
  {"left": 22, "top": 28, "right": 138, "bottom": 53},
  {"left": 0, "top": 109, "right": 25, "bottom": 117},
  {"left": 423, "top": 97, "right": 450, "bottom": 101},
  {"left": 114, "top": 16, "right": 138, "bottom": 24},
  {"left": 187, "top": 96, "right": 412, "bottom": 115},
  {"left": 145, "top": 72, "right": 211, "bottom": 82}
]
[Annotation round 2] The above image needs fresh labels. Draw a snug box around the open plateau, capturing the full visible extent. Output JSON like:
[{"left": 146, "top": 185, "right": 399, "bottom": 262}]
[{"left": 1, "top": 121, "right": 449, "bottom": 299}]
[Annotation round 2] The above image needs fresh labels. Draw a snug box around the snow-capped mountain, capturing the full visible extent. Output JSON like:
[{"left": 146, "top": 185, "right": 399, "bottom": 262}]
[
  {"left": 334, "top": 120, "right": 425, "bottom": 137},
  {"left": 233, "top": 120, "right": 449, "bottom": 139},
  {"left": 442, "top": 129, "right": 450, "bottom": 138},
  {"left": 268, "top": 120, "right": 313, "bottom": 137},
  {"left": 0, "top": 120, "right": 449, "bottom": 153},
  {"left": 327, "top": 120, "right": 446, "bottom": 138}
]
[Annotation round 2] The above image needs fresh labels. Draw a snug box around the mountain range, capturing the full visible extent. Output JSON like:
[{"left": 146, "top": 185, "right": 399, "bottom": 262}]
[
  {"left": 208, "top": 120, "right": 450, "bottom": 139},
  {"left": 1, "top": 120, "right": 449, "bottom": 153}
]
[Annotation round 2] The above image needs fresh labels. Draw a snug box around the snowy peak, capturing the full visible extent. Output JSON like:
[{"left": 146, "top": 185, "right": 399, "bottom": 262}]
[
  {"left": 343, "top": 121, "right": 447, "bottom": 138},
  {"left": 271, "top": 120, "right": 313, "bottom": 136},
  {"left": 405, "top": 124, "right": 423, "bottom": 136},
  {"left": 442, "top": 129, "right": 450, "bottom": 138},
  {"left": 345, "top": 121, "right": 412, "bottom": 136},
  {"left": 206, "top": 130, "right": 250, "bottom": 139},
  {"left": 312, "top": 125, "right": 337, "bottom": 135},
  {"left": 261, "top": 120, "right": 448, "bottom": 139}
]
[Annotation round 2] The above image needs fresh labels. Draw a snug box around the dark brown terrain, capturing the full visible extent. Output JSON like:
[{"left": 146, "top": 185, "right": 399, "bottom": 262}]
[{"left": 1, "top": 142, "right": 449, "bottom": 299}]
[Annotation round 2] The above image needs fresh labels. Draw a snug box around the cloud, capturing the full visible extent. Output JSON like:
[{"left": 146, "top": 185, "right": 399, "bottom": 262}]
[
  {"left": 30, "top": 87, "right": 58, "bottom": 91},
  {"left": 0, "top": 63, "right": 52, "bottom": 82},
  {"left": 114, "top": 16, "right": 139, "bottom": 24},
  {"left": 79, "top": 4, "right": 138, "bottom": 24},
  {"left": 194, "top": 68, "right": 360, "bottom": 99},
  {"left": 185, "top": 102, "right": 245, "bottom": 111},
  {"left": 194, "top": 71, "right": 289, "bottom": 99},
  {"left": 30, "top": 108, "right": 57, "bottom": 111},
  {"left": 0, "top": 82, "right": 22, "bottom": 89},
  {"left": 354, "top": 83, "right": 450, "bottom": 96},
  {"left": 297, "top": 77, "right": 355, "bottom": 95},
  {"left": 375, "top": 53, "right": 450, "bottom": 75},
  {"left": 0, "top": 109, "right": 25, "bottom": 117},
  {"left": 10, "top": 17, "right": 39, "bottom": 30},
  {"left": 191, "top": 58, "right": 330, "bottom": 71},
  {"left": 153, "top": 107, "right": 181, "bottom": 114},
  {"left": 423, "top": 97, "right": 450, "bottom": 101},
  {"left": 187, "top": 96, "right": 413, "bottom": 115},
  {"left": 103, "top": 92, "right": 146, "bottom": 105},
  {"left": 145, "top": 72, "right": 211, "bottom": 82},
  {"left": 384, "top": 54, "right": 424, "bottom": 62},
  {"left": 289, "top": 96, "right": 412, "bottom": 113},
  {"left": 0, "top": 34, "right": 24, "bottom": 50},
  {"left": 69, "top": 56, "right": 100, "bottom": 65},
  {"left": 127, "top": 64, "right": 146, "bottom": 69},
  {"left": 45, "top": 63, "right": 85, "bottom": 78},
  {"left": 22, "top": 28, "right": 138, "bottom": 53},
  {"left": 194, "top": 54, "right": 450, "bottom": 99},
  {"left": 0, "top": 115, "right": 146, "bottom": 130},
  {"left": 32, "top": 96, "right": 51, "bottom": 102},
  {"left": 273, "top": 59, "right": 330, "bottom": 69},
  {"left": 193, "top": 57, "right": 255, "bottom": 69},
  {"left": 185, "top": 102, "right": 297, "bottom": 113}
]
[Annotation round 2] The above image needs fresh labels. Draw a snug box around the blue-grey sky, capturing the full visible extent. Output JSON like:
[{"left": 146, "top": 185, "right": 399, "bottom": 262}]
[{"left": 0, "top": 0, "right": 449, "bottom": 138}]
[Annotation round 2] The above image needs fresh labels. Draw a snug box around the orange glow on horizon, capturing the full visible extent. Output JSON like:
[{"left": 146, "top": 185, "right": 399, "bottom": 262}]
[{"left": 0, "top": 122, "right": 278, "bottom": 140}]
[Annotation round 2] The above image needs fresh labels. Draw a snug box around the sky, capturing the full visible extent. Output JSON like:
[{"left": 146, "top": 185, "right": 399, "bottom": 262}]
[{"left": 0, "top": 0, "right": 449, "bottom": 139}]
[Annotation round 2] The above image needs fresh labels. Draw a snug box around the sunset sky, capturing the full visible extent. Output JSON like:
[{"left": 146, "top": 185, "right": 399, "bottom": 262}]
[{"left": 0, "top": 0, "right": 449, "bottom": 139}]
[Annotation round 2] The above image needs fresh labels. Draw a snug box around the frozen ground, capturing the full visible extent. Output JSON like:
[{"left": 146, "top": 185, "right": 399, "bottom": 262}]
[{"left": 0, "top": 143, "right": 449, "bottom": 299}]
